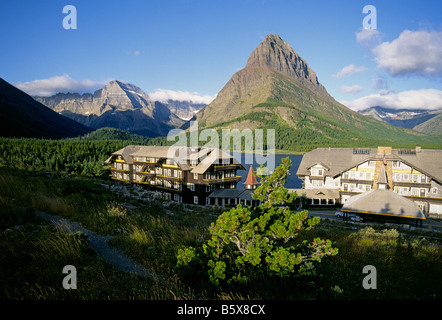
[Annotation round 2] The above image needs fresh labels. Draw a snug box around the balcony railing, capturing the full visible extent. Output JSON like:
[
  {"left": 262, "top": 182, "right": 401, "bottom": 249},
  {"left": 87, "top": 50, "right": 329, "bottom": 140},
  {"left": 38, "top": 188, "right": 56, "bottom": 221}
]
[{"left": 203, "top": 176, "right": 242, "bottom": 184}]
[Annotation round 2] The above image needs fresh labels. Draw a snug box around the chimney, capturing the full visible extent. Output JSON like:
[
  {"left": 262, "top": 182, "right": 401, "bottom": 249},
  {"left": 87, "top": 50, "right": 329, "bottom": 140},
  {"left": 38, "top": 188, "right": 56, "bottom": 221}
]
[{"left": 416, "top": 145, "right": 421, "bottom": 153}]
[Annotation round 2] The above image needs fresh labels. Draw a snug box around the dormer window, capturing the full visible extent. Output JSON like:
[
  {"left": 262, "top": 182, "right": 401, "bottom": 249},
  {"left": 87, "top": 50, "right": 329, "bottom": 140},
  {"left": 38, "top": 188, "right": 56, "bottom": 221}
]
[{"left": 311, "top": 168, "right": 324, "bottom": 176}]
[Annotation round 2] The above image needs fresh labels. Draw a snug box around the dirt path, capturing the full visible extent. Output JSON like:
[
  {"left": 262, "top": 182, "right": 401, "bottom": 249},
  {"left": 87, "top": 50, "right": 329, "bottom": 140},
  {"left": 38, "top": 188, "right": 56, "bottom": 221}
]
[{"left": 35, "top": 211, "right": 165, "bottom": 282}]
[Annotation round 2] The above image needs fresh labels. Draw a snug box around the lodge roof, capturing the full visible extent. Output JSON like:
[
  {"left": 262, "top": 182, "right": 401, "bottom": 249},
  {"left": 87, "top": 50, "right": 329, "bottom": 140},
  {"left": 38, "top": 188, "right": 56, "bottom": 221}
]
[
  {"left": 106, "top": 145, "right": 245, "bottom": 174},
  {"left": 190, "top": 148, "right": 244, "bottom": 174},
  {"left": 341, "top": 189, "right": 425, "bottom": 220},
  {"left": 208, "top": 188, "right": 256, "bottom": 201},
  {"left": 296, "top": 147, "right": 442, "bottom": 184},
  {"left": 105, "top": 145, "right": 141, "bottom": 164}
]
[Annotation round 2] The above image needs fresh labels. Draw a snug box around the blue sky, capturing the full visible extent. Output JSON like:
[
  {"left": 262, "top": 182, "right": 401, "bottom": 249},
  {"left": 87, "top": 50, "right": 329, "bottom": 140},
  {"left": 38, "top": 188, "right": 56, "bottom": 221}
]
[{"left": 1, "top": 0, "right": 441, "bottom": 110}]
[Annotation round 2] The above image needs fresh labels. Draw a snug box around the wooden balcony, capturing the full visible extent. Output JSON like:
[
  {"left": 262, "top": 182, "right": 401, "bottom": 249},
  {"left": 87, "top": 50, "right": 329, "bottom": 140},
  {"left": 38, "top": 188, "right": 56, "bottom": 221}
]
[
  {"left": 110, "top": 167, "right": 130, "bottom": 173},
  {"left": 393, "top": 181, "right": 431, "bottom": 188},
  {"left": 340, "top": 178, "right": 373, "bottom": 185},
  {"left": 212, "top": 164, "right": 242, "bottom": 171},
  {"left": 135, "top": 171, "right": 156, "bottom": 176},
  {"left": 202, "top": 176, "right": 242, "bottom": 185},
  {"left": 156, "top": 175, "right": 184, "bottom": 182}
]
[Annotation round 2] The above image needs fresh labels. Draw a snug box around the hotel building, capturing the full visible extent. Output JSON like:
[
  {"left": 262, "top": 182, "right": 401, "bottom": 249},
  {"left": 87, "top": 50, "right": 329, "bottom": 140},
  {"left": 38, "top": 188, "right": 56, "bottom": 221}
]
[
  {"left": 296, "top": 146, "right": 442, "bottom": 217},
  {"left": 105, "top": 145, "right": 245, "bottom": 205}
]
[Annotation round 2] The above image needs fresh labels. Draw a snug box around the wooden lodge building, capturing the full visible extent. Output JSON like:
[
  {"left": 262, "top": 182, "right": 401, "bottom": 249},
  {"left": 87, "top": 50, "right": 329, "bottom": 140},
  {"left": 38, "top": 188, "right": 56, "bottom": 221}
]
[
  {"left": 296, "top": 146, "right": 442, "bottom": 218},
  {"left": 207, "top": 165, "right": 261, "bottom": 207},
  {"left": 105, "top": 145, "right": 247, "bottom": 205}
]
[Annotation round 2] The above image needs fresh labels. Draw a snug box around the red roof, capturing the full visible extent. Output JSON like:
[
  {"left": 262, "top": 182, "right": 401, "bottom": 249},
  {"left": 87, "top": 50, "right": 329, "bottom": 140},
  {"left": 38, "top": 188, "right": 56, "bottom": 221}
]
[{"left": 243, "top": 166, "right": 259, "bottom": 186}]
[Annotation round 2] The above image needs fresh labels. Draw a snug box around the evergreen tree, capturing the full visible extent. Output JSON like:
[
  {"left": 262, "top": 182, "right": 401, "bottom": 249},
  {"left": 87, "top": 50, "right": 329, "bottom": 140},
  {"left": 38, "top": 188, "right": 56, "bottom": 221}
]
[{"left": 177, "top": 158, "right": 338, "bottom": 286}]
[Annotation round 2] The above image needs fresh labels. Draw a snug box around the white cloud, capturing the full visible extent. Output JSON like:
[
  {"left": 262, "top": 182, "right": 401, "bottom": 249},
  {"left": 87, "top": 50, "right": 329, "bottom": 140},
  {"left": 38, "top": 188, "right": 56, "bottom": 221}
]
[
  {"left": 340, "top": 88, "right": 442, "bottom": 111},
  {"left": 340, "top": 85, "right": 363, "bottom": 94},
  {"left": 333, "top": 64, "right": 366, "bottom": 78},
  {"left": 148, "top": 88, "right": 215, "bottom": 105},
  {"left": 134, "top": 50, "right": 141, "bottom": 56},
  {"left": 372, "top": 30, "right": 442, "bottom": 77},
  {"left": 15, "top": 74, "right": 110, "bottom": 97},
  {"left": 356, "top": 28, "right": 384, "bottom": 48}
]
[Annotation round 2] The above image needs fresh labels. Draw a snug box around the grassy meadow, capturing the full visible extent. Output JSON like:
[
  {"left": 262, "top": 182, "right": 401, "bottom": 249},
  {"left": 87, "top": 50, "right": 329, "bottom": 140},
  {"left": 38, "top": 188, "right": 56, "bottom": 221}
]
[{"left": 0, "top": 166, "right": 441, "bottom": 300}]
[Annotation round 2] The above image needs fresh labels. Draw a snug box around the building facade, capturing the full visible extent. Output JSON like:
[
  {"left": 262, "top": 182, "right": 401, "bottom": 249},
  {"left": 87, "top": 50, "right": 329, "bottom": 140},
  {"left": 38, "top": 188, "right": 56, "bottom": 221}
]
[
  {"left": 207, "top": 165, "right": 261, "bottom": 208},
  {"left": 296, "top": 146, "right": 442, "bottom": 217},
  {"left": 106, "top": 145, "right": 245, "bottom": 205}
]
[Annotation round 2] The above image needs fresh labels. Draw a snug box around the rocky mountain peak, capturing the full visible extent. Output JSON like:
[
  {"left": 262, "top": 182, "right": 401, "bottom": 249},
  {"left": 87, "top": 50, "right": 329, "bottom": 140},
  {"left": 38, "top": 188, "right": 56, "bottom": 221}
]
[
  {"left": 94, "top": 80, "right": 152, "bottom": 110},
  {"left": 246, "top": 34, "right": 321, "bottom": 89}
]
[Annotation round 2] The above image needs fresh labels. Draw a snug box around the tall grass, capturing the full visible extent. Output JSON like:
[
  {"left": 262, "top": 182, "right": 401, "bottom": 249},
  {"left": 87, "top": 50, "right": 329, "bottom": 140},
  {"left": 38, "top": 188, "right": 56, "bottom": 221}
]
[{"left": 1, "top": 166, "right": 441, "bottom": 300}]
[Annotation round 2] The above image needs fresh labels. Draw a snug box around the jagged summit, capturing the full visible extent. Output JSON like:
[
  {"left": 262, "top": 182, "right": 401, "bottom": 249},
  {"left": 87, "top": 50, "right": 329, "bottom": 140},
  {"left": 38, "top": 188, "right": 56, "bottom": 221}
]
[
  {"left": 34, "top": 80, "right": 185, "bottom": 137},
  {"left": 94, "top": 80, "right": 152, "bottom": 110},
  {"left": 246, "top": 34, "right": 321, "bottom": 90},
  {"left": 194, "top": 34, "right": 430, "bottom": 149}
]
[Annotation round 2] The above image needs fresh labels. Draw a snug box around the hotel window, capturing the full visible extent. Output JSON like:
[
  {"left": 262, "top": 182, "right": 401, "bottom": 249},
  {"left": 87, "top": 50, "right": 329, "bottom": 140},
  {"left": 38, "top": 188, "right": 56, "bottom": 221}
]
[
  {"left": 403, "top": 174, "right": 409, "bottom": 181},
  {"left": 432, "top": 188, "right": 438, "bottom": 194},
  {"left": 392, "top": 161, "right": 399, "bottom": 167},
  {"left": 206, "top": 186, "right": 211, "bottom": 192},
  {"left": 193, "top": 196, "right": 199, "bottom": 204},
  {"left": 188, "top": 183, "right": 195, "bottom": 191},
  {"left": 312, "top": 180, "right": 323, "bottom": 187},
  {"left": 164, "top": 181, "right": 172, "bottom": 188},
  {"left": 174, "top": 194, "right": 181, "bottom": 202},
  {"left": 194, "top": 173, "right": 199, "bottom": 180}
]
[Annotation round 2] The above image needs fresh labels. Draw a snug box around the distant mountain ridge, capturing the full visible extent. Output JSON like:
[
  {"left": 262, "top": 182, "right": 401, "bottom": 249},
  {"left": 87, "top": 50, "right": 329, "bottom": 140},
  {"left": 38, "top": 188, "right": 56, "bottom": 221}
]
[
  {"left": 35, "top": 80, "right": 186, "bottom": 137},
  {"left": 194, "top": 34, "right": 438, "bottom": 150},
  {"left": 359, "top": 106, "right": 442, "bottom": 135},
  {"left": 159, "top": 99, "right": 205, "bottom": 120},
  {"left": 0, "top": 78, "right": 91, "bottom": 139}
]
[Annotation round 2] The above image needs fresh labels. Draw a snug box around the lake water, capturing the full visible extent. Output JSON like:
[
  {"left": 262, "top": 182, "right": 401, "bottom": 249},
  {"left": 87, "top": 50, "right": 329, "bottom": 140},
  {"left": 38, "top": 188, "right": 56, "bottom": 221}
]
[{"left": 235, "top": 153, "right": 303, "bottom": 189}]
